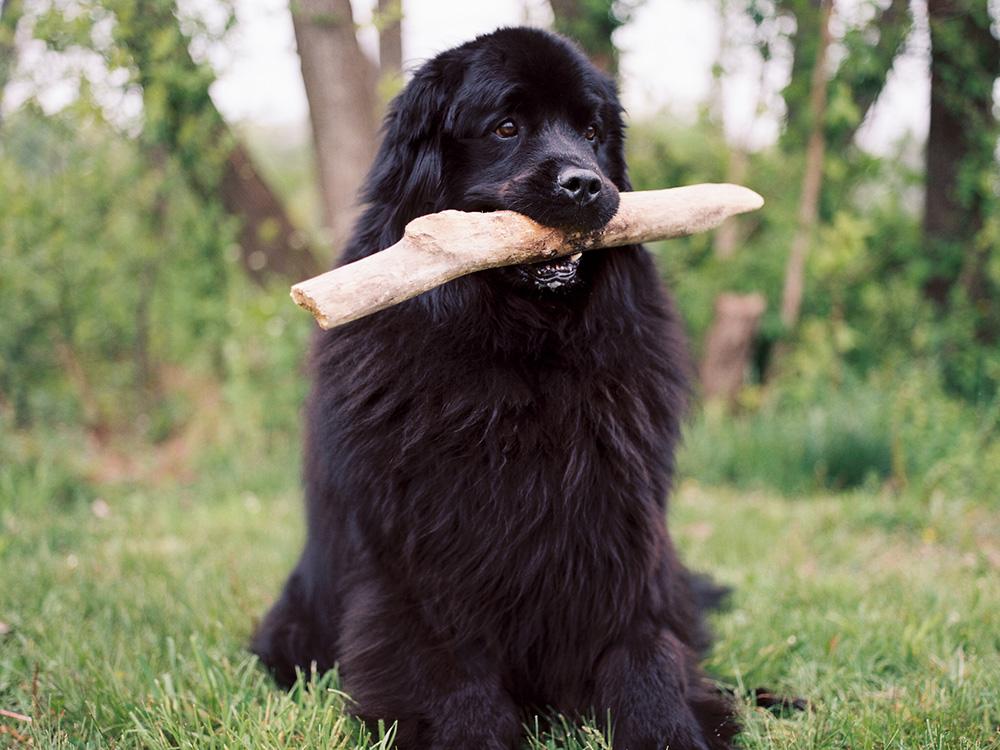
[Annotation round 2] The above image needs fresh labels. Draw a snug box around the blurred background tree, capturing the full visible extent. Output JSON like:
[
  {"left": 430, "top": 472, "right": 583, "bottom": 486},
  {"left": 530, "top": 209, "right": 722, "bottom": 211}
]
[
  {"left": 0, "top": 0, "right": 22, "bottom": 120},
  {"left": 0, "top": 0, "right": 998, "bottom": 499},
  {"left": 292, "top": 0, "right": 372, "bottom": 253},
  {"left": 548, "top": 0, "right": 640, "bottom": 75},
  {"left": 922, "top": 0, "right": 1000, "bottom": 395}
]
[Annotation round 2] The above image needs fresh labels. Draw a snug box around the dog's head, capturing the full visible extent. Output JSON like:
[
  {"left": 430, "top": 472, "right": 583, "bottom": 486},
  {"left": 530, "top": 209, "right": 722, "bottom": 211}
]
[{"left": 359, "top": 27, "right": 629, "bottom": 294}]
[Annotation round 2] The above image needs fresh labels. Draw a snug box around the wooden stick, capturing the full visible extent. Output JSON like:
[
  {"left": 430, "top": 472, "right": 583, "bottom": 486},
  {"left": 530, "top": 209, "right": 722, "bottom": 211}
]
[{"left": 292, "top": 183, "right": 764, "bottom": 329}]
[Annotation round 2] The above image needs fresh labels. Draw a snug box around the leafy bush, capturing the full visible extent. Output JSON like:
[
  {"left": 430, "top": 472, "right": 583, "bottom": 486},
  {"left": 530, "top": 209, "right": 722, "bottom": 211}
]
[
  {"left": 2, "top": 97, "right": 996, "bottom": 507},
  {"left": 0, "top": 105, "right": 233, "bottom": 433}
]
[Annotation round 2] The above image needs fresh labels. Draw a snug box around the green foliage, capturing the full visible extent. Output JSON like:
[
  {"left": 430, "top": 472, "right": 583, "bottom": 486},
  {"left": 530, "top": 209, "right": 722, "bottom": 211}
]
[
  {"left": 550, "top": 0, "right": 642, "bottom": 74},
  {"left": 621, "top": 108, "right": 1000, "bottom": 498},
  {"left": 0, "top": 0, "right": 23, "bottom": 101},
  {"left": 0, "top": 105, "right": 233, "bottom": 432},
  {"left": 627, "top": 99, "right": 1000, "bottom": 401},
  {"left": 1, "top": 1, "right": 995, "bottom": 517},
  {"left": 771, "top": 0, "right": 911, "bottom": 153},
  {"left": 744, "top": 0, "right": 999, "bottom": 400},
  {"left": 28, "top": 0, "right": 242, "bottom": 215},
  {"left": 628, "top": 117, "right": 796, "bottom": 353},
  {"left": 679, "top": 368, "right": 1000, "bottom": 501}
]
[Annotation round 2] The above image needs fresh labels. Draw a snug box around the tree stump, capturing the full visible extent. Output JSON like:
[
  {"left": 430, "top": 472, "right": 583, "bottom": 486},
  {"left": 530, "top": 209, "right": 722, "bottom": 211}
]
[{"left": 700, "top": 292, "right": 767, "bottom": 402}]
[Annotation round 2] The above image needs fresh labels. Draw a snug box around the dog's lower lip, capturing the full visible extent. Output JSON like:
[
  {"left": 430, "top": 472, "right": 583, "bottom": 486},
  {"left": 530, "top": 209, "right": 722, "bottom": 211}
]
[{"left": 519, "top": 253, "right": 581, "bottom": 286}]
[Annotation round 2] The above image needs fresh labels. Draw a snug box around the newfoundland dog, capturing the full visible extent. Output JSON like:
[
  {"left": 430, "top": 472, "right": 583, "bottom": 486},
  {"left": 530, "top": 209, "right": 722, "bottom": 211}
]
[{"left": 253, "top": 27, "right": 737, "bottom": 750}]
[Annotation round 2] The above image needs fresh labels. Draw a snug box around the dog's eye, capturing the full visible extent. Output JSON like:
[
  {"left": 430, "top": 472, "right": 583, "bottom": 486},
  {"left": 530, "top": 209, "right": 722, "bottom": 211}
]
[
  {"left": 494, "top": 119, "right": 518, "bottom": 139},
  {"left": 584, "top": 125, "right": 599, "bottom": 141}
]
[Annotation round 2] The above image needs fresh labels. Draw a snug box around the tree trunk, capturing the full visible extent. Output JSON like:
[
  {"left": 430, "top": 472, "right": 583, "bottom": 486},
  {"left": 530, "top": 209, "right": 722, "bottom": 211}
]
[
  {"left": 923, "top": 0, "right": 1000, "bottom": 341},
  {"left": 714, "top": 149, "right": 748, "bottom": 259},
  {"left": 709, "top": 0, "right": 730, "bottom": 126},
  {"left": 377, "top": 0, "right": 402, "bottom": 78},
  {"left": 780, "top": 0, "right": 832, "bottom": 330},
  {"left": 713, "top": 0, "right": 774, "bottom": 261},
  {"left": 220, "top": 143, "right": 320, "bottom": 281},
  {"left": 291, "top": 0, "right": 378, "bottom": 262},
  {"left": 701, "top": 293, "right": 767, "bottom": 402},
  {"left": 119, "top": 0, "right": 320, "bottom": 285},
  {"left": 375, "top": 0, "right": 403, "bottom": 116}
]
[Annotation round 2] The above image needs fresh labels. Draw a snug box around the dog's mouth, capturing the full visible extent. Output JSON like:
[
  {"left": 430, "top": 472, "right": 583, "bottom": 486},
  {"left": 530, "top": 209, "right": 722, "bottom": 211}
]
[
  {"left": 460, "top": 193, "right": 601, "bottom": 292},
  {"left": 514, "top": 251, "right": 583, "bottom": 289}
]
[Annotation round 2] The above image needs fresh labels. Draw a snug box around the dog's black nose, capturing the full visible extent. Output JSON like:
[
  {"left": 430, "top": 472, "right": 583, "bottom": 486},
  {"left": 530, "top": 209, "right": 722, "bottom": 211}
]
[{"left": 557, "top": 168, "right": 602, "bottom": 206}]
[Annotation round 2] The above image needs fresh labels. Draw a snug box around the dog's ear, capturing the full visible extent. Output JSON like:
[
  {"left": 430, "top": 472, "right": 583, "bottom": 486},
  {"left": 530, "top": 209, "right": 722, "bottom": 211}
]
[
  {"left": 356, "top": 62, "right": 456, "bottom": 254},
  {"left": 599, "top": 79, "right": 633, "bottom": 193}
]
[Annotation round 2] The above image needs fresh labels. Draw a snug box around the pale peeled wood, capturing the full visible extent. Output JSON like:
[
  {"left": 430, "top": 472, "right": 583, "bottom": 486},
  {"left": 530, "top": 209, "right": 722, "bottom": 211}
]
[{"left": 292, "top": 183, "right": 764, "bottom": 329}]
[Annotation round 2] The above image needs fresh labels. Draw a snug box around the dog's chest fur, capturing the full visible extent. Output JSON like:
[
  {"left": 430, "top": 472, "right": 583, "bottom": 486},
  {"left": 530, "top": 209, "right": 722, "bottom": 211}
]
[{"left": 312, "top": 271, "right": 683, "bottom": 671}]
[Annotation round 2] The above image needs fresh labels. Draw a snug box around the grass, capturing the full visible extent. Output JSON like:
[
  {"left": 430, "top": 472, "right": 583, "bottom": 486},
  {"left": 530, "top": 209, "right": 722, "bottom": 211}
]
[
  {"left": 678, "top": 377, "right": 1000, "bottom": 498},
  {"left": 1, "top": 447, "right": 999, "bottom": 748}
]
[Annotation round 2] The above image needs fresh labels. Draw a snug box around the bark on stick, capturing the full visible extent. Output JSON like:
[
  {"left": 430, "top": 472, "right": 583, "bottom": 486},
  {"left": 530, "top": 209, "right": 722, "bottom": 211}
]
[{"left": 292, "top": 183, "right": 764, "bottom": 329}]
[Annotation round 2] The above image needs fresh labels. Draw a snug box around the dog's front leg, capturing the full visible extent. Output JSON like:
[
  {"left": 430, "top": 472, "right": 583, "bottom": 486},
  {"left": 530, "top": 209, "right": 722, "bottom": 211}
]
[
  {"left": 419, "top": 675, "right": 523, "bottom": 750},
  {"left": 338, "top": 580, "right": 521, "bottom": 750},
  {"left": 344, "top": 640, "right": 521, "bottom": 750},
  {"left": 591, "top": 627, "right": 736, "bottom": 750}
]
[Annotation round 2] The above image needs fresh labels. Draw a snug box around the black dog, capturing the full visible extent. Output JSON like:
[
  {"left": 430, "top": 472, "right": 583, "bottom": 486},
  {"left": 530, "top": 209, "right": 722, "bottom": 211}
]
[{"left": 252, "top": 27, "right": 737, "bottom": 750}]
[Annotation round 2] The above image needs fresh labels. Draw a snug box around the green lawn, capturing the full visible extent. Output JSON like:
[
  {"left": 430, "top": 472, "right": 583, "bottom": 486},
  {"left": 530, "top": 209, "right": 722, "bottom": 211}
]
[{"left": 2, "top": 461, "right": 998, "bottom": 748}]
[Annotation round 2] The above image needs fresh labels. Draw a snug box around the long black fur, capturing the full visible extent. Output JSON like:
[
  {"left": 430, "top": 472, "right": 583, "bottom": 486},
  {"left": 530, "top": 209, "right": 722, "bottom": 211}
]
[{"left": 252, "top": 27, "right": 737, "bottom": 750}]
